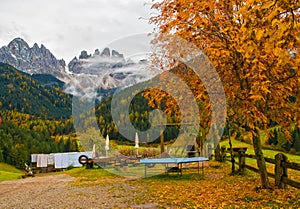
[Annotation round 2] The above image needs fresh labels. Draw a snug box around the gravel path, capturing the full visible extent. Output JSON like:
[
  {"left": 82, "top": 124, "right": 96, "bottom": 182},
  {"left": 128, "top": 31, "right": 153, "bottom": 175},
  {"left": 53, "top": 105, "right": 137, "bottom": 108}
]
[{"left": 0, "top": 174, "right": 157, "bottom": 209}]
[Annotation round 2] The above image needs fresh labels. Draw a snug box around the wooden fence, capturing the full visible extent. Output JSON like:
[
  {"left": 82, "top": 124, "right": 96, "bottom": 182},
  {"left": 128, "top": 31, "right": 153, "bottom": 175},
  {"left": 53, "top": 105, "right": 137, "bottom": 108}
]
[{"left": 223, "top": 148, "right": 300, "bottom": 189}]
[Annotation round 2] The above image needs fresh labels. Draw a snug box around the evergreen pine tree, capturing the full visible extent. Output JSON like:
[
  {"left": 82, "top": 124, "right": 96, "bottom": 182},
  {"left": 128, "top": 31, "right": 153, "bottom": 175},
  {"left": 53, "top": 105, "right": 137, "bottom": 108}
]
[{"left": 64, "top": 137, "right": 72, "bottom": 152}]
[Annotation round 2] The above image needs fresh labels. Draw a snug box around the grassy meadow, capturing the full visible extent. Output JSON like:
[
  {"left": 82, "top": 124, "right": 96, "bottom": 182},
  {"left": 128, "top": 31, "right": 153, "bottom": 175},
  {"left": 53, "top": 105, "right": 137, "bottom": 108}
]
[{"left": 0, "top": 163, "right": 23, "bottom": 181}]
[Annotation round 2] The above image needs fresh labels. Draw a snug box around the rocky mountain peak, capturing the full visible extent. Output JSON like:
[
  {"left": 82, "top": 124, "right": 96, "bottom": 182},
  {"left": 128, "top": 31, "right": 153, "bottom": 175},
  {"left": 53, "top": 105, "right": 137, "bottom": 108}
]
[
  {"left": 8, "top": 37, "right": 30, "bottom": 49},
  {"left": 0, "top": 37, "right": 153, "bottom": 92},
  {"left": 79, "top": 50, "right": 91, "bottom": 59},
  {"left": 33, "top": 43, "right": 39, "bottom": 48},
  {"left": 94, "top": 49, "right": 100, "bottom": 56},
  {"left": 100, "top": 47, "right": 110, "bottom": 57},
  {"left": 112, "top": 49, "right": 124, "bottom": 59},
  {"left": 0, "top": 37, "right": 66, "bottom": 79},
  {"left": 8, "top": 37, "right": 30, "bottom": 57},
  {"left": 68, "top": 47, "right": 129, "bottom": 75}
]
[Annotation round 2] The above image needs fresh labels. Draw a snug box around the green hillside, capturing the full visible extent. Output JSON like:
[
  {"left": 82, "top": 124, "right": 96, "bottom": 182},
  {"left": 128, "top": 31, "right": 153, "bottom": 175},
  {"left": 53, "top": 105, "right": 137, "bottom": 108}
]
[
  {"left": 75, "top": 88, "right": 180, "bottom": 144},
  {"left": 0, "top": 63, "right": 78, "bottom": 168},
  {"left": 0, "top": 63, "right": 72, "bottom": 120},
  {"left": 0, "top": 162, "right": 22, "bottom": 181},
  {"left": 0, "top": 119, "right": 66, "bottom": 168},
  {"left": 32, "top": 74, "right": 65, "bottom": 89}
]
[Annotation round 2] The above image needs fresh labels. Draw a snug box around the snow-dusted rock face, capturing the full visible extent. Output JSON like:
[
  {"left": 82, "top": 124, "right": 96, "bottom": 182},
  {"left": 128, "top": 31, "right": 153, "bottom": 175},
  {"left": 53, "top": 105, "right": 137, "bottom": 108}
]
[
  {"left": 68, "top": 48, "right": 127, "bottom": 75},
  {"left": 0, "top": 38, "right": 66, "bottom": 78},
  {"left": 0, "top": 38, "right": 157, "bottom": 97},
  {"left": 66, "top": 47, "right": 154, "bottom": 91}
]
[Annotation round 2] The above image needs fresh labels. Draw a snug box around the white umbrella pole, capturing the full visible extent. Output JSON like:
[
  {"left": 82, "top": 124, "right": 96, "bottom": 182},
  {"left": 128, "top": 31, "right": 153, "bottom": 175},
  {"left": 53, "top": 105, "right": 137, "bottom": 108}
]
[
  {"left": 105, "top": 135, "right": 110, "bottom": 157},
  {"left": 135, "top": 133, "right": 139, "bottom": 156}
]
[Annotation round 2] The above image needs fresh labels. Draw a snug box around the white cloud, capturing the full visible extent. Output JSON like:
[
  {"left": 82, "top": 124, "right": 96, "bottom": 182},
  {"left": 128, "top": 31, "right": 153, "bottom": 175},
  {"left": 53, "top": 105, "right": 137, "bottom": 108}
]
[{"left": 0, "top": 0, "right": 153, "bottom": 62}]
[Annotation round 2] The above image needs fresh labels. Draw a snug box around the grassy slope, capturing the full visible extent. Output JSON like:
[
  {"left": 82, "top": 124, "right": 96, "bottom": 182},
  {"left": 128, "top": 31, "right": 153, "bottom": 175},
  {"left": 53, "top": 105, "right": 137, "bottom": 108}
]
[
  {"left": 220, "top": 138, "right": 300, "bottom": 163},
  {"left": 0, "top": 163, "right": 23, "bottom": 181},
  {"left": 220, "top": 139, "right": 300, "bottom": 183}
]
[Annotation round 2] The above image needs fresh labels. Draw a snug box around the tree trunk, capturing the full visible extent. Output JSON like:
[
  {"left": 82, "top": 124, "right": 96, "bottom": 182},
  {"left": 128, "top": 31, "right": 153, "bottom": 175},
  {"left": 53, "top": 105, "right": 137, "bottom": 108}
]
[
  {"left": 228, "top": 129, "right": 235, "bottom": 174},
  {"left": 215, "top": 144, "right": 221, "bottom": 162},
  {"left": 160, "top": 128, "right": 165, "bottom": 156},
  {"left": 160, "top": 116, "right": 164, "bottom": 156},
  {"left": 252, "top": 130, "right": 271, "bottom": 188}
]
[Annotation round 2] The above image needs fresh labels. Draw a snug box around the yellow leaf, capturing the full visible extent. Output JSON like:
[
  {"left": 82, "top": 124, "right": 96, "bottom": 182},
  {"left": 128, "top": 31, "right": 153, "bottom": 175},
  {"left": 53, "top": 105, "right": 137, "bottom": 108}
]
[
  {"left": 256, "top": 29, "right": 264, "bottom": 41},
  {"left": 262, "top": 1, "right": 275, "bottom": 9}
]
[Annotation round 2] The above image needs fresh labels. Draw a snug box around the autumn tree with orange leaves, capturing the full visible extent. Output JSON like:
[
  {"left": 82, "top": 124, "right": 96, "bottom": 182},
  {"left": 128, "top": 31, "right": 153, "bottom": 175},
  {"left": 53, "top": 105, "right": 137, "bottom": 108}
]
[{"left": 149, "top": 0, "right": 300, "bottom": 188}]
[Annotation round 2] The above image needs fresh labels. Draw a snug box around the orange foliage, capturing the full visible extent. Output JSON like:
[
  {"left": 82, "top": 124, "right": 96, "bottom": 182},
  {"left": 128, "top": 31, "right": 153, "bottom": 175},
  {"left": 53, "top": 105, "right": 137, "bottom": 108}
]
[{"left": 149, "top": 0, "right": 300, "bottom": 136}]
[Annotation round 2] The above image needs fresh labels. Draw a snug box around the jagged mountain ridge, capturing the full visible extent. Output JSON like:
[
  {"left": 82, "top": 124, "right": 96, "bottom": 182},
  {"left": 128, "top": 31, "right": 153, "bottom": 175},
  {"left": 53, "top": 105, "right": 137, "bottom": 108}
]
[
  {"left": 68, "top": 47, "right": 127, "bottom": 74},
  {"left": 0, "top": 38, "right": 155, "bottom": 93},
  {"left": 66, "top": 47, "right": 152, "bottom": 92},
  {"left": 0, "top": 38, "right": 66, "bottom": 79}
]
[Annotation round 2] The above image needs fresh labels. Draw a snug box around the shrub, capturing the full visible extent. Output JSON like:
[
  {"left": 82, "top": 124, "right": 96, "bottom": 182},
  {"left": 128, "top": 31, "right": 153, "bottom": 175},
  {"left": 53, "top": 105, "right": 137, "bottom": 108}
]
[
  {"left": 66, "top": 164, "right": 74, "bottom": 171},
  {"left": 118, "top": 146, "right": 159, "bottom": 158}
]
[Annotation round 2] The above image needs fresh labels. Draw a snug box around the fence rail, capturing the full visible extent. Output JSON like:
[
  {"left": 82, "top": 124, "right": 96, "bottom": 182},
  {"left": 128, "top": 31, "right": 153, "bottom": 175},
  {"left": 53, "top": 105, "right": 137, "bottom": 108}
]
[{"left": 224, "top": 148, "right": 300, "bottom": 189}]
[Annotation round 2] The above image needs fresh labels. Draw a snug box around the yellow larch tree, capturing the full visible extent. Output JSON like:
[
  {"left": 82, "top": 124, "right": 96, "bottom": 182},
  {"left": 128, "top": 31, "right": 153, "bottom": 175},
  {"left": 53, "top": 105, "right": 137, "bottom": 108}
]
[{"left": 149, "top": 0, "right": 300, "bottom": 188}]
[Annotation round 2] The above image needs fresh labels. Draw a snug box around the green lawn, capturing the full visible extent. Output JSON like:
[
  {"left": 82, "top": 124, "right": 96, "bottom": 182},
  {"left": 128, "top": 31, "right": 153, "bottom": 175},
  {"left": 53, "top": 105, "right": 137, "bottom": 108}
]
[
  {"left": 220, "top": 139, "right": 300, "bottom": 182},
  {"left": 0, "top": 163, "right": 23, "bottom": 181},
  {"left": 220, "top": 138, "right": 300, "bottom": 163}
]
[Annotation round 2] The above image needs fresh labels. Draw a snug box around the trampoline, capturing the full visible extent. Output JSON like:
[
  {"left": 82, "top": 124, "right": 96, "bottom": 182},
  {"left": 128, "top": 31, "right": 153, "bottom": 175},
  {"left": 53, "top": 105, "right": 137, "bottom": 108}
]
[{"left": 140, "top": 157, "right": 209, "bottom": 177}]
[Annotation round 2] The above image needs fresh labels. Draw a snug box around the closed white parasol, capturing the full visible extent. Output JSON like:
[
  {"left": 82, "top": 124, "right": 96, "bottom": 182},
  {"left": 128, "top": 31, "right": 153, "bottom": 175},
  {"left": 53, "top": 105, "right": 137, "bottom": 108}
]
[
  {"left": 135, "top": 132, "right": 139, "bottom": 155},
  {"left": 105, "top": 135, "right": 109, "bottom": 157}
]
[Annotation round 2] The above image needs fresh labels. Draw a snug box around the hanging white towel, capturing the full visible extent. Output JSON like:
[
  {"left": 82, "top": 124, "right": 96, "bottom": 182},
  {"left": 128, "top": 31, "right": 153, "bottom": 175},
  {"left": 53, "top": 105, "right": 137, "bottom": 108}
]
[
  {"left": 47, "top": 154, "right": 54, "bottom": 165},
  {"left": 54, "top": 153, "right": 63, "bottom": 169},
  {"left": 31, "top": 154, "right": 37, "bottom": 163},
  {"left": 37, "top": 154, "right": 48, "bottom": 167}
]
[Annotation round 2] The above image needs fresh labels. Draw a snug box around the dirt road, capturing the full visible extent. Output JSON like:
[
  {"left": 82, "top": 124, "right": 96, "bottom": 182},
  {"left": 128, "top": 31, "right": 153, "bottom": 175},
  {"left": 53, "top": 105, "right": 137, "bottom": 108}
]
[{"left": 0, "top": 174, "right": 156, "bottom": 209}]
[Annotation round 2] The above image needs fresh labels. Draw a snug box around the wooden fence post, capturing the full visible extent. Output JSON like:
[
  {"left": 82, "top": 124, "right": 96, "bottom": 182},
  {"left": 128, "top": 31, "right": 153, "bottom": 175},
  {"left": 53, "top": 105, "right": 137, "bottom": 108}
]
[
  {"left": 275, "top": 153, "right": 288, "bottom": 189},
  {"left": 215, "top": 144, "right": 221, "bottom": 162},
  {"left": 208, "top": 145, "right": 213, "bottom": 160},
  {"left": 238, "top": 149, "right": 246, "bottom": 174},
  {"left": 220, "top": 146, "right": 226, "bottom": 162}
]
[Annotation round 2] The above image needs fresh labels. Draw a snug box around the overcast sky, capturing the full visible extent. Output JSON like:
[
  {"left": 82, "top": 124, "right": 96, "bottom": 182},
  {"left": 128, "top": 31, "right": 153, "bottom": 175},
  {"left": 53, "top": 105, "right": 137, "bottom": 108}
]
[{"left": 0, "top": 0, "right": 154, "bottom": 62}]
